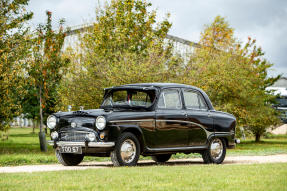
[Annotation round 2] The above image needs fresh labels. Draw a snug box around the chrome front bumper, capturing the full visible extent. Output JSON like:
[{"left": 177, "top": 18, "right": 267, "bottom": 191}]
[{"left": 48, "top": 140, "right": 115, "bottom": 147}]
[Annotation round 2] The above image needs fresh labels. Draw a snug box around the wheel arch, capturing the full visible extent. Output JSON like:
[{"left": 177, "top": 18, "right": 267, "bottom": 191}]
[
  {"left": 120, "top": 126, "right": 145, "bottom": 153},
  {"left": 208, "top": 133, "right": 229, "bottom": 143},
  {"left": 220, "top": 137, "right": 228, "bottom": 147}
]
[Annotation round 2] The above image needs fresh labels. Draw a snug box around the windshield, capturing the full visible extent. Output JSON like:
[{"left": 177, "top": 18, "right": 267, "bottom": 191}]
[{"left": 101, "top": 89, "right": 156, "bottom": 108}]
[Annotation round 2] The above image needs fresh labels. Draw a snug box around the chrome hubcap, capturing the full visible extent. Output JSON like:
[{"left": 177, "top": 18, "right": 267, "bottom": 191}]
[
  {"left": 120, "top": 139, "right": 136, "bottom": 163},
  {"left": 210, "top": 138, "right": 223, "bottom": 160}
]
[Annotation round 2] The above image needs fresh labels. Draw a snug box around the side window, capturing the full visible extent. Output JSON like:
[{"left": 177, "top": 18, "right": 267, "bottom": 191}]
[
  {"left": 131, "top": 91, "right": 152, "bottom": 107},
  {"left": 157, "top": 89, "right": 182, "bottom": 109},
  {"left": 183, "top": 90, "right": 208, "bottom": 110}
]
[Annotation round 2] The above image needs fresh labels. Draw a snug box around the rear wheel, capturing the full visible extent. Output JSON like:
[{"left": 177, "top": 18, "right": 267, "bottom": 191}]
[
  {"left": 111, "top": 132, "right": 140, "bottom": 166},
  {"left": 56, "top": 150, "right": 84, "bottom": 166},
  {"left": 152, "top": 154, "right": 172, "bottom": 163},
  {"left": 202, "top": 138, "right": 226, "bottom": 164}
]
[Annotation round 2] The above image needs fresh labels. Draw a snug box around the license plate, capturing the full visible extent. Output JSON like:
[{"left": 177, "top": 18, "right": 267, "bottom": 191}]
[{"left": 59, "top": 146, "right": 82, "bottom": 154}]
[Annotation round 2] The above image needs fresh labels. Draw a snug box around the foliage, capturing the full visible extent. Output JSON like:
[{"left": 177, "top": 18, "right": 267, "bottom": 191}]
[
  {"left": 27, "top": 11, "right": 69, "bottom": 130},
  {"left": 21, "top": 84, "right": 39, "bottom": 121},
  {"left": 58, "top": 0, "right": 181, "bottom": 110},
  {"left": 180, "top": 16, "right": 280, "bottom": 141},
  {"left": 0, "top": 0, "right": 33, "bottom": 132}
]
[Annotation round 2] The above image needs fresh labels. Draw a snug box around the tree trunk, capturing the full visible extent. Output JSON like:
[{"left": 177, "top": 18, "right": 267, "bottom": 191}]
[
  {"left": 255, "top": 133, "right": 261, "bottom": 142},
  {"left": 39, "top": 87, "right": 43, "bottom": 133},
  {"left": 32, "top": 120, "right": 35, "bottom": 134},
  {"left": 38, "top": 86, "right": 47, "bottom": 152}
]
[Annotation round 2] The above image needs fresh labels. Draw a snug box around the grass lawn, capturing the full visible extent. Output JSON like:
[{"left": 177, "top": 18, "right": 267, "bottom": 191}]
[
  {"left": 0, "top": 163, "right": 287, "bottom": 191},
  {"left": 1, "top": 127, "right": 287, "bottom": 166}
]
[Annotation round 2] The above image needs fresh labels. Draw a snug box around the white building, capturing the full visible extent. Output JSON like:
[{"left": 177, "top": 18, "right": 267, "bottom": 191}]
[
  {"left": 63, "top": 23, "right": 199, "bottom": 63},
  {"left": 267, "top": 77, "right": 287, "bottom": 123}
]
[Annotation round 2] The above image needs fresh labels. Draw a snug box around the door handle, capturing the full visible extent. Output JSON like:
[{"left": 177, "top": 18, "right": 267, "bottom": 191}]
[{"left": 181, "top": 111, "right": 187, "bottom": 116}]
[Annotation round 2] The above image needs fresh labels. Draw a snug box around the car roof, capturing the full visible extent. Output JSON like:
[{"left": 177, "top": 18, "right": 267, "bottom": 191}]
[
  {"left": 104, "top": 83, "right": 215, "bottom": 110},
  {"left": 110, "top": 83, "right": 197, "bottom": 89}
]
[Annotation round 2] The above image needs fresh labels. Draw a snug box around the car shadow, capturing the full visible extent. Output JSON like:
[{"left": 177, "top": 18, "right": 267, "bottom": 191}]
[
  {"left": 137, "top": 160, "right": 204, "bottom": 166},
  {"left": 79, "top": 158, "right": 241, "bottom": 167},
  {"left": 79, "top": 159, "right": 209, "bottom": 167}
]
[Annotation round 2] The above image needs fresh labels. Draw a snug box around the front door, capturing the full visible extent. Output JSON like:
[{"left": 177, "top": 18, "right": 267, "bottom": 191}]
[
  {"left": 155, "top": 88, "right": 188, "bottom": 148},
  {"left": 182, "top": 89, "right": 213, "bottom": 146}
]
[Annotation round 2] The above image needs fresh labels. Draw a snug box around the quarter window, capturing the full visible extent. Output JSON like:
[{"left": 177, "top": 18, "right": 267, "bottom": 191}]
[
  {"left": 183, "top": 90, "right": 208, "bottom": 110},
  {"left": 157, "top": 89, "right": 182, "bottom": 109}
]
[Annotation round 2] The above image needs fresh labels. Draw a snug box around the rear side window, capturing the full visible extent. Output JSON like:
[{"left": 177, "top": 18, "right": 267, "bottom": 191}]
[
  {"left": 157, "top": 89, "right": 182, "bottom": 109},
  {"left": 183, "top": 90, "right": 208, "bottom": 110},
  {"left": 131, "top": 91, "right": 152, "bottom": 107}
]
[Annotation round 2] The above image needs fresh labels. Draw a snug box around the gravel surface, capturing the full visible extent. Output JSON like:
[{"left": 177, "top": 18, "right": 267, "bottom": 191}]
[{"left": 1, "top": 154, "right": 287, "bottom": 173}]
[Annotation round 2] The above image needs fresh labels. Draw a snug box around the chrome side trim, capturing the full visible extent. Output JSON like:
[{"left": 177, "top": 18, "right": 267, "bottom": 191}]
[
  {"left": 146, "top": 145, "right": 208, "bottom": 152},
  {"left": 214, "top": 132, "right": 233, "bottom": 134},
  {"left": 48, "top": 140, "right": 115, "bottom": 147},
  {"left": 109, "top": 119, "right": 154, "bottom": 123},
  {"left": 156, "top": 119, "right": 213, "bottom": 137},
  {"left": 214, "top": 132, "right": 234, "bottom": 135}
]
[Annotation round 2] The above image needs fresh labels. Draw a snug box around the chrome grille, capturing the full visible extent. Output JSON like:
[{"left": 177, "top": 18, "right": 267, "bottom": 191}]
[{"left": 59, "top": 131, "right": 90, "bottom": 142}]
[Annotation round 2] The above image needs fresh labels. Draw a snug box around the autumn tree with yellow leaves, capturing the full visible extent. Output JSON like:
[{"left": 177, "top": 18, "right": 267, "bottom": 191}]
[
  {"left": 0, "top": 0, "right": 33, "bottom": 134},
  {"left": 180, "top": 16, "right": 280, "bottom": 141},
  {"left": 27, "top": 11, "right": 68, "bottom": 151}
]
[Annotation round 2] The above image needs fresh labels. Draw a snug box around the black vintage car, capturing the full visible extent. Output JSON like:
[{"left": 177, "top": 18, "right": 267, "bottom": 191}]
[{"left": 47, "top": 83, "right": 237, "bottom": 166}]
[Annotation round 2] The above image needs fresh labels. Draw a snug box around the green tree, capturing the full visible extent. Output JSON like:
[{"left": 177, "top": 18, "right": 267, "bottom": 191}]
[
  {"left": 181, "top": 16, "right": 280, "bottom": 142},
  {"left": 28, "top": 11, "right": 68, "bottom": 151},
  {"left": 58, "top": 0, "right": 181, "bottom": 110},
  {"left": 21, "top": 84, "right": 39, "bottom": 133},
  {"left": 0, "top": 0, "right": 33, "bottom": 135}
]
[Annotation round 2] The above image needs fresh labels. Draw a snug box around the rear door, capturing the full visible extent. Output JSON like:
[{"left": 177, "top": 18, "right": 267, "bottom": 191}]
[
  {"left": 155, "top": 88, "right": 188, "bottom": 148},
  {"left": 182, "top": 89, "right": 213, "bottom": 146}
]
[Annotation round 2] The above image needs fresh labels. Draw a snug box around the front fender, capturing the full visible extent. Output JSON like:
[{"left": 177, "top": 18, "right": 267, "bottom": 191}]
[
  {"left": 107, "top": 124, "right": 146, "bottom": 145},
  {"left": 207, "top": 132, "right": 235, "bottom": 149}
]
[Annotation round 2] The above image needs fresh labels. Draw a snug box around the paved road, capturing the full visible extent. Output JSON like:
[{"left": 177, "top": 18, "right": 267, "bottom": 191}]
[{"left": 1, "top": 154, "right": 287, "bottom": 173}]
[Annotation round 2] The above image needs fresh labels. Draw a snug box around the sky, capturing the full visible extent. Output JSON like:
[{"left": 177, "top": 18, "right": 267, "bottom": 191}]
[{"left": 27, "top": 0, "right": 287, "bottom": 77}]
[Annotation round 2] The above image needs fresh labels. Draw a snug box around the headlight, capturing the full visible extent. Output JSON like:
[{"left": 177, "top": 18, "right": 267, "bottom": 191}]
[
  {"left": 96, "top": 116, "right": 106, "bottom": 130},
  {"left": 51, "top": 131, "right": 58, "bottom": 140},
  {"left": 47, "top": 115, "right": 57, "bottom": 129}
]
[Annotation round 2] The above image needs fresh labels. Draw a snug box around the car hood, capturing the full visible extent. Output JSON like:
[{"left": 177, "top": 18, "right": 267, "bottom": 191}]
[{"left": 53, "top": 109, "right": 111, "bottom": 118}]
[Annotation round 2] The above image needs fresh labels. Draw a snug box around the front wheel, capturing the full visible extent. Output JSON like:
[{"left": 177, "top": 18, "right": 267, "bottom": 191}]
[
  {"left": 111, "top": 132, "right": 140, "bottom": 166},
  {"left": 202, "top": 138, "right": 226, "bottom": 164},
  {"left": 56, "top": 150, "right": 84, "bottom": 166}
]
